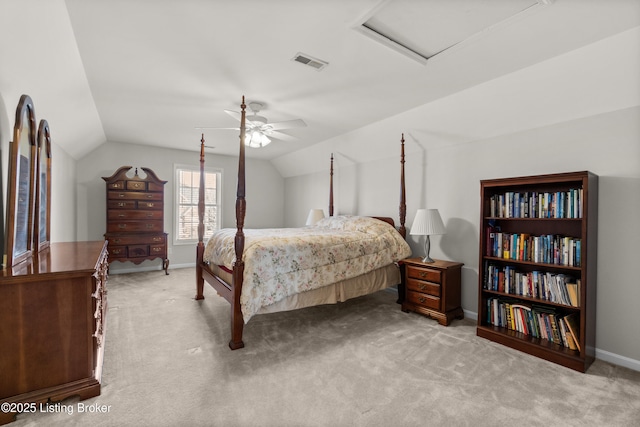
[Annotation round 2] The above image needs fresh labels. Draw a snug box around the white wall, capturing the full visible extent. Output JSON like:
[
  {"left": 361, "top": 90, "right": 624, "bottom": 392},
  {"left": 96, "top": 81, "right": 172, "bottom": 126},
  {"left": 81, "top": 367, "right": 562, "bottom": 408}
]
[
  {"left": 76, "top": 141, "right": 284, "bottom": 273},
  {"left": 50, "top": 143, "right": 78, "bottom": 242},
  {"left": 429, "top": 107, "right": 639, "bottom": 360},
  {"left": 285, "top": 106, "right": 640, "bottom": 369}
]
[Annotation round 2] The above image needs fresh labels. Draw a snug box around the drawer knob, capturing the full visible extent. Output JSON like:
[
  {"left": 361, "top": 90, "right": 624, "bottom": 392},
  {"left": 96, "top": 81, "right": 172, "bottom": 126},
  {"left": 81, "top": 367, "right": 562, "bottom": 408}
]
[
  {"left": 147, "top": 203, "right": 154, "bottom": 207},
  {"left": 419, "top": 297, "right": 426, "bottom": 304},
  {"left": 419, "top": 272, "right": 427, "bottom": 278},
  {"left": 118, "top": 202, "right": 126, "bottom": 207},
  {"left": 118, "top": 224, "right": 127, "bottom": 229},
  {"left": 419, "top": 284, "right": 427, "bottom": 291},
  {"left": 118, "top": 193, "right": 125, "bottom": 198}
]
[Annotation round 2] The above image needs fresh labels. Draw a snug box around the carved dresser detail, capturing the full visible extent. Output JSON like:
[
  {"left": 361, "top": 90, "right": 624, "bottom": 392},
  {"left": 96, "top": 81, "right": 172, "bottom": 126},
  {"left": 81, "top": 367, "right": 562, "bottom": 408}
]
[{"left": 103, "top": 166, "right": 169, "bottom": 274}]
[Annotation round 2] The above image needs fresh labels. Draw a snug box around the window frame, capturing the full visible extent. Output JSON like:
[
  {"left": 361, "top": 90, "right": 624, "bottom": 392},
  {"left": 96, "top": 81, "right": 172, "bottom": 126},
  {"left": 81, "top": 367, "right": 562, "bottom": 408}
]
[{"left": 173, "top": 163, "right": 222, "bottom": 246}]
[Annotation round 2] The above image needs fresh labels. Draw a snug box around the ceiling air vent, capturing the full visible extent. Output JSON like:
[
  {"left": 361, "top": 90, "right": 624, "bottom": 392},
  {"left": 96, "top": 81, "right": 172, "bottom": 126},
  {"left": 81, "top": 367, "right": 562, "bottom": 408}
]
[{"left": 292, "top": 52, "right": 328, "bottom": 71}]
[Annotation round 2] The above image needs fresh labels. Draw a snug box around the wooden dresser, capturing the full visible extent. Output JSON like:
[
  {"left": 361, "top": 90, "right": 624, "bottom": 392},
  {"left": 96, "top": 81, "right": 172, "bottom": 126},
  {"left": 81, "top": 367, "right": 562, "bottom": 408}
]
[
  {"left": 400, "top": 258, "right": 464, "bottom": 326},
  {"left": 103, "top": 166, "right": 169, "bottom": 274},
  {"left": 0, "top": 241, "right": 108, "bottom": 425}
]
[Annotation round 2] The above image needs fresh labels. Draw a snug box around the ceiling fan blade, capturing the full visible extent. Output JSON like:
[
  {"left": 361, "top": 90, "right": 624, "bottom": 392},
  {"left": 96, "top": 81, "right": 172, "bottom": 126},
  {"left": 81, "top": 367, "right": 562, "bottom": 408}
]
[
  {"left": 268, "top": 118, "right": 307, "bottom": 131},
  {"left": 194, "top": 127, "right": 240, "bottom": 130},
  {"left": 268, "top": 130, "right": 298, "bottom": 142},
  {"left": 224, "top": 109, "right": 242, "bottom": 122}
]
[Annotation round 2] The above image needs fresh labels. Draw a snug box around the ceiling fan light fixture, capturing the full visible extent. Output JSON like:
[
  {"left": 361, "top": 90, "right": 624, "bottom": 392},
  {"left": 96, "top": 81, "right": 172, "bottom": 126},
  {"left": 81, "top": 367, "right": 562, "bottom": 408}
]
[{"left": 245, "top": 130, "right": 271, "bottom": 148}]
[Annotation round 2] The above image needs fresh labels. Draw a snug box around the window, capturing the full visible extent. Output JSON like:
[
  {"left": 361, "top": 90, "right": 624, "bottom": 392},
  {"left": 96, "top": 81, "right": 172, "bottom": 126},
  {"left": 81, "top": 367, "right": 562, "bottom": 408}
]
[{"left": 174, "top": 164, "right": 221, "bottom": 244}]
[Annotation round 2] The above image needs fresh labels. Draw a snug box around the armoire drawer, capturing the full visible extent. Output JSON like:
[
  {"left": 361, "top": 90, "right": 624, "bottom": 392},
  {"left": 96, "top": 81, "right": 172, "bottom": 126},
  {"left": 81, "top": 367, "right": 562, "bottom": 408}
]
[
  {"left": 107, "top": 234, "right": 166, "bottom": 246},
  {"left": 108, "top": 210, "right": 163, "bottom": 220},
  {"left": 107, "top": 221, "right": 164, "bottom": 233}
]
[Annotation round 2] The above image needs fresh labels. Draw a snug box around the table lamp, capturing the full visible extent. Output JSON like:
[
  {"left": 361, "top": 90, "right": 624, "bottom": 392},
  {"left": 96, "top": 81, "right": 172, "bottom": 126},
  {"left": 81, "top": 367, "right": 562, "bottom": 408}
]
[
  {"left": 410, "top": 209, "right": 446, "bottom": 263},
  {"left": 306, "top": 209, "right": 325, "bottom": 226}
]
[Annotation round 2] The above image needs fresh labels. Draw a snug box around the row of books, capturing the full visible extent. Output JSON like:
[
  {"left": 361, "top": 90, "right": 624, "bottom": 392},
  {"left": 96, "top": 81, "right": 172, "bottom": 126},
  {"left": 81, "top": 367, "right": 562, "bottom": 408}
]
[
  {"left": 488, "top": 189, "right": 583, "bottom": 219},
  {"left": 483, "top": 262, "right": 580, "bottom": 307},
  {"left": 485, "top": 297, "right": 581, "bottom": 351},
  {"left": 485, "top": 229, "right": 581, "bottom": 267}
]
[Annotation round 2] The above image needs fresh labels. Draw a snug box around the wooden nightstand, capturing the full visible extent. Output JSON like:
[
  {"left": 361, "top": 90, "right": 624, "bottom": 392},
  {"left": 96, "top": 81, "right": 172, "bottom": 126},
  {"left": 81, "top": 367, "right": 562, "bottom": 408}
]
[{"left": 400, "top": 258, "right": 464, "bottom": 326}]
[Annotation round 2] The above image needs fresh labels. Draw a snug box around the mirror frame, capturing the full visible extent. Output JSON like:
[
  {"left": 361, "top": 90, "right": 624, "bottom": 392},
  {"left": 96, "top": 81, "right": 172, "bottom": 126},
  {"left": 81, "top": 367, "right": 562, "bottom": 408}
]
[
  {"left": 5, "top": 95, "right": 37, "bottom": 267},
  {"left": 35, "top": 119, "right": 51, "bottom": 251}
]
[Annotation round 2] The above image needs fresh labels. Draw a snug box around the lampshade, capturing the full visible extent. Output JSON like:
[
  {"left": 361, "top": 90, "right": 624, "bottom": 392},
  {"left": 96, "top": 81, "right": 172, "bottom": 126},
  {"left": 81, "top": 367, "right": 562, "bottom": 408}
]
[
  {"left": 245, "top": 130, "right": 271, "bottom": 148},
  {"left": 410, "top": 209, "right": 446, "bottom": 236},
  {"left": 305, "top": 208, "right": 325, "bottom": 226}
]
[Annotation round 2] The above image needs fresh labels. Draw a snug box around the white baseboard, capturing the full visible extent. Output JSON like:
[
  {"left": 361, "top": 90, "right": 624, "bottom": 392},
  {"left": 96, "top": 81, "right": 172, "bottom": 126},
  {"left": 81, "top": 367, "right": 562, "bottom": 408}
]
[
  {"left": 463, "top": 309, "right": 478, "bottom": 321},
  {"left": 595, "top": 348, "right": 640, "bottom": 372},
  {"left": 464, "top": 310, "right": 640, "bottom": 372},
  {"left": 108, "top": 262, "right": 197, "bottom": 275}
]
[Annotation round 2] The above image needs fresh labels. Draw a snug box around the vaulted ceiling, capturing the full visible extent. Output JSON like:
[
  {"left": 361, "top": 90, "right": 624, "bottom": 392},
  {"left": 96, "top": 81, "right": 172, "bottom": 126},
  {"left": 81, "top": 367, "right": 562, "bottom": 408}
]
[{"left": 1, "top": 0, "right": 639, "bottom": 164}]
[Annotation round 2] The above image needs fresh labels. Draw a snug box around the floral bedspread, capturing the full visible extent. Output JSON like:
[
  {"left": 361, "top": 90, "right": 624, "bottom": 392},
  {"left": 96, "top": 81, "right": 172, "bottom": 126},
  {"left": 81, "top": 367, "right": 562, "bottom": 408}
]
[{"left": 204, "top": 215, "right": 412, "bottom": 322}]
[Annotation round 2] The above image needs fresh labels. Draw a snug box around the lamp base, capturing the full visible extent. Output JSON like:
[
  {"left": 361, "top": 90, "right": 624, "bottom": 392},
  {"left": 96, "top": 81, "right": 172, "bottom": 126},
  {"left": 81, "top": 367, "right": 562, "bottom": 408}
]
[{"left": 421, "top": 235, "right": 435, "bottom": 263}]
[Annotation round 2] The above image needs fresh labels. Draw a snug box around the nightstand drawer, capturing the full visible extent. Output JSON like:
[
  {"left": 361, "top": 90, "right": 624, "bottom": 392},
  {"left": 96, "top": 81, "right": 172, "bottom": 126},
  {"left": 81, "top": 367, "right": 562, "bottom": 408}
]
[
  {"left": 406, "top": 290, "right": 440, "bottom": 310},
  {"left": 406, "top": 277, "right": 440, "bottom": 297},
  {"left": 406, "top": 265, "right": 441, "bottom": 283}
]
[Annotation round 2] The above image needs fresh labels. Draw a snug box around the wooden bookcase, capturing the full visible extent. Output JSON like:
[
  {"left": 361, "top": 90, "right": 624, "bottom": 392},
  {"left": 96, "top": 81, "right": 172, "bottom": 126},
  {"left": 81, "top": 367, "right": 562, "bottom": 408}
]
[{"left": 476, "top": 171, "right": 597, "bottom": 372}]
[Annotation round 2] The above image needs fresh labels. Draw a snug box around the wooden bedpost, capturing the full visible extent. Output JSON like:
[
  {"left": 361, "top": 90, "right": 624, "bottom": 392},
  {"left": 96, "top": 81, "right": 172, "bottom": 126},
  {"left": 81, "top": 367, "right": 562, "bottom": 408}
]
[
  {"left": 230, "top": 97, "right": 247, "bottom": 350},
  {"left": 329, "top": 153, "right": 334, "bottom": 217},
  {"left": 399, "top": 134, "right": 407, "bottom": 238},
  {"left": 195, "top": 134, "right": 206, "bottom": 300}
]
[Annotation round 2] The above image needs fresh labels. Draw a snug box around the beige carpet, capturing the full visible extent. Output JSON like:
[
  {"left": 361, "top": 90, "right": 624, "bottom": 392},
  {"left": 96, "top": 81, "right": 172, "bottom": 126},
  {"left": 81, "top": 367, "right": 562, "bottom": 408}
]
[{"left": 11, "top": 267, "right": 640, "bottom": 427}]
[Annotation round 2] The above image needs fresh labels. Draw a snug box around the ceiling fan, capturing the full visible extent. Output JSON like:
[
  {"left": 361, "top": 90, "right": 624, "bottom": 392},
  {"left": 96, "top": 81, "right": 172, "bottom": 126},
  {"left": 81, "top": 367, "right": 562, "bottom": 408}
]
[{"left": 197, "top": 101, "right": 307, "bottom": 148}]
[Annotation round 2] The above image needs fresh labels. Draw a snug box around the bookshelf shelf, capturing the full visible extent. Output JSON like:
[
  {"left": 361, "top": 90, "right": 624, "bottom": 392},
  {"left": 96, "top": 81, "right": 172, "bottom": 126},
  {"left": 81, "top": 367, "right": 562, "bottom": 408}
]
[
  {"left": 477, "top": 171, "right": 597, "bottom": 372},
  {"left": 485, "top": 217, "right": 583, "bottom": 221},
  {"left": 482, "top": 289, "right": 582, "bottom": 310},
  {"left": 483, "top": 256, "right": 583, "bottom": 272}
]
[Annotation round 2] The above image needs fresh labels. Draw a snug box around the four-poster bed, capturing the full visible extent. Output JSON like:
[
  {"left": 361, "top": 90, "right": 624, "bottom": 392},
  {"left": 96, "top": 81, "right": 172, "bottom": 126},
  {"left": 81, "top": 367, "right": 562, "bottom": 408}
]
[{"left": 195, "top": 97, "right": 411, "bottom": 349}]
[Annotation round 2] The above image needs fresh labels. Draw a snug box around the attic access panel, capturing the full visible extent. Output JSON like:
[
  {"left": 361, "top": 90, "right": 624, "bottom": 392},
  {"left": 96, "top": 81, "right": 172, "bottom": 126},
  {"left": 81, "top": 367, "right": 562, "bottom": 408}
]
[{"left": 356, "top": 0, "right": 543, "bottom": 64}]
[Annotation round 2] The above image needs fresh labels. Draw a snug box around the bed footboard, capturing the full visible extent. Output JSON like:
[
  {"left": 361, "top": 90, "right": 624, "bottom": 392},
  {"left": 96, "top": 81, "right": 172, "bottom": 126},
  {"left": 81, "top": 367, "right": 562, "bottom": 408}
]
[
  {"left": 196, "top": 98, "right": 407, "bottom": 350},
  {"left": 196, "top": 99, "right": 247, "bottom": 350}
]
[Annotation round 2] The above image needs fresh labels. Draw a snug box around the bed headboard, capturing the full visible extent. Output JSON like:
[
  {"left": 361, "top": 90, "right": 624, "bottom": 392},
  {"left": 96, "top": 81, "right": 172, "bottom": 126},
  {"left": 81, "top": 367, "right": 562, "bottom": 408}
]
[
  {"left": 328, "top": 135, "right": 406, "bottom": 239},
  {"left": 371, "top": 216, "right": 396, "bottom": 229}
]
